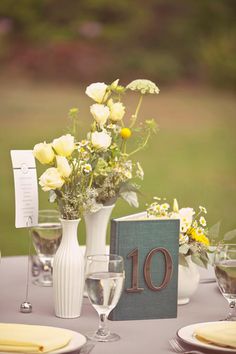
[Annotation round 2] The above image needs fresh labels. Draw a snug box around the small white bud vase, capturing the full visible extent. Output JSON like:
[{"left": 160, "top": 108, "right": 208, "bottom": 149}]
[
  {"left": 84, "top": 204, "right": 115, "bottom": 261},
  {"left": 178, "top": 255, "right": 200, "bottom": 305},
  {"left": 53, "top": 218, "right": 84, "bottom": 318}
]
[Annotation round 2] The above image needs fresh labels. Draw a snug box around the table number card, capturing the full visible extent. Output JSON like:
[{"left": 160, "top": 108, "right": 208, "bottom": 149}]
[
  {"left": 10, "top": 150, "right": 38, "bottom": 228},
  {"left": 109, "top": 212, "right": 179, "bottom": 321}
]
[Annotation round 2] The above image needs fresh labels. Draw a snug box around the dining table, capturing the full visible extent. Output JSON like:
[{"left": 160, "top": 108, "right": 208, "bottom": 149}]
[{"left": 0, "top": 255, "right": 229, "bottom": 354}]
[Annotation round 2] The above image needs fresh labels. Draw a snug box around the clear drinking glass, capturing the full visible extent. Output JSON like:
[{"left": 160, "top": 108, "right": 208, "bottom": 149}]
[
  {"left": 31, "top": 210, "right": 62, "bottom": 287},
  {"left": 85, "top": 254, "right": 125, "bottom": 342},
  {"left": 214, "top": 243, "right": 236, "bottom": 320}
]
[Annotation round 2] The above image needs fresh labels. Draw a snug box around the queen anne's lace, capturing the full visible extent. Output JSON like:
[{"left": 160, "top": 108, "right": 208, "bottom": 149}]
[{"left": 126, "top": 79, "right": 160, "bottom": 94}]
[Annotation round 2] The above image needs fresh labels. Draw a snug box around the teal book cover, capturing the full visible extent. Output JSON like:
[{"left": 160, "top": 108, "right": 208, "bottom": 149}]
[{"left": 109, "top": 212, "right": 180, "bottom": 321}]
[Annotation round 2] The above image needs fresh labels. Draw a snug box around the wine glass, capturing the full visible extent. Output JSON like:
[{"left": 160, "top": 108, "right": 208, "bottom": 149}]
[
  {"left": 85, "top": 254, "right": 125, "bottom": 342},
  {"left": 31, "top": 210, "right": 62, "bottom": 287},
  {"left": 214, "top": 243, "right": 236, "bottom": 320}
]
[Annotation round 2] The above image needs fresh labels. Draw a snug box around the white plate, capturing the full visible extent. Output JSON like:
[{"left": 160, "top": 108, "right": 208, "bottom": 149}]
[
  {"left": 0, "top": 330, "right": 86, "bottom": 354},
  {"left": 177, "top": 321, "right": 236, "bottom": 353}
]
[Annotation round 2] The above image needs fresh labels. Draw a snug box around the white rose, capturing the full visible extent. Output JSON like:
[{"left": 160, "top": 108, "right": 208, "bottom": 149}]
[
  {"left": 108, "top": 100, "right": 125, "bottom": 121},
  {"left": 52, "top": 134, "right": 75, "bottom": 157},
  {"left": 33, "top": 142, "right": 55, "bottom": 165},
  {"left": 39, "top": 168, "right": 65, "bottom": 191},
  {"left": 178, "top": 207, "right": 195, "bottom": 230},
  {"left": 91, "top": 131, "right": 112, "bottom": 150},
  {"left": 56, "top": 156, "right": 71, "bottom": 178},
  {"left": 85, "top": 82, "right": 108, "bottom": 103},
  {"left": 90, "top": 104, "right": 110, "bottom": 126}
]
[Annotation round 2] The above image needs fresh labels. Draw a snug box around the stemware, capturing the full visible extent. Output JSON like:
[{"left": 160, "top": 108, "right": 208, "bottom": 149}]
[
  {"left": 31, "top": 210, "right": 62, "bottom": 286},
  {"left": 214, "top": 243, "right": 236, "bottom": 320},
  {"left": 85, "top": 254, "right": 125, "bottom": 342}
]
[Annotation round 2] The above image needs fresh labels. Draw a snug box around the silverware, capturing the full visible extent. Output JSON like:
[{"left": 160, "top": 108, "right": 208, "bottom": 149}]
[
  {"left": 79, "top": 341, "right": 95, "bottom": 354},
  {"left": 169, "top": 338, "right": 204, "bottom": 354}
]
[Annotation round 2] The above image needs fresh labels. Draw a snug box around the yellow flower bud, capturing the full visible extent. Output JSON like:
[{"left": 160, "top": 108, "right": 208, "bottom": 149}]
[{"left": 120, "top": 128, "right": 132, "bottom": 139}]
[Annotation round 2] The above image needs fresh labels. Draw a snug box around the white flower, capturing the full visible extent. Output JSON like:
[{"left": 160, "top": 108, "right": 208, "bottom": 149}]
[
  {"left": 161, "top": 203, "right": 170, "bottom": 211},
  {"left": 85, "top": 82, "right": 108, "bottom": 103},
  {"left": 52, "top": 134, "right": 75, "bottom": 157},
  {"left": 83, "top": 164, "right": 92, "bottom": 174},
  {"left": 108, "top": 99, "right": 125, "bottom": 121},
  {"left": 179, "top": 233, "right": 189, "bottom": 245},
  {"left": 173, "top": 198, "right": 179, "bottom": 212},
  {"left": 200, "top": 216, "right": 207, "bottom": 227},
  {"left": 178, "top": 207, "right": 195, "bottom": 228},
  {"left": 33, "top": 142, "right": 55, "bottom": 165},
  {"left": 126, "top": 79, "right": 160, "bottom": 94},
  {"left": 39, "top": 167, "right": 64, "bottom": 191},
  {"left": 91, "top": 131, "right": 112, "bottom": 150},
  {"left": 199, "top": 205, "right": 207, "bottom": 214},
  {"left": 90, "top": 104, "right": 110, "bottom": 126},
  {"left": 56, "top": 156, "right": 71, "bottom": 178}
]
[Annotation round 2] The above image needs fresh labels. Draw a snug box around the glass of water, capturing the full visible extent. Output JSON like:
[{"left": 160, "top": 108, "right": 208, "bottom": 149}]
[
  {"left": 214, "top": 243, "right": 236, "bottom": 320},
  {"left": 31, "top": 210, "right": 62, "bottom": 287},
  {"left": 85, "top": 254, "right": 125, "bottom": 342}
]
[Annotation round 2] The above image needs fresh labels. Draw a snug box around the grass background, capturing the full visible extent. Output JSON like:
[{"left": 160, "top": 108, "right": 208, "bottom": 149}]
[{"left": 0, "top": 80, "right": 235, "bottom": 256}]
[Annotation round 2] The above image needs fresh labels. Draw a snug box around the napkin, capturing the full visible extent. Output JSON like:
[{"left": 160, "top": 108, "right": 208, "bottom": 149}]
[
  {"left": 194, "top": 322, "right": 236, "bottom": 349},
  {"left": 0, "top": 323, "right": 73, "bottom": 353}
]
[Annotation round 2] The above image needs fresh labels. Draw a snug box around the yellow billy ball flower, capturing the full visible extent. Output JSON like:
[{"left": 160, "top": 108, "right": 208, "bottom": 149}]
[{"left": 120, "top": 127, "right": 132, "bottom": 139}]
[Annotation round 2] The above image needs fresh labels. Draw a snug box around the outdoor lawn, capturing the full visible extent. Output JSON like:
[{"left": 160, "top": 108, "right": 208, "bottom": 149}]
[{"left": 0, "top": 79, "right": 235, "bottom": 256}]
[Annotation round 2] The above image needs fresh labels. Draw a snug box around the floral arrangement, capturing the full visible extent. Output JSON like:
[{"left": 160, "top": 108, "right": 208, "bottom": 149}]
[
  {"left": 146, "top": 197, "right": 210, "bottom": 268},
  {"left": 33, "top": 79, "right": 159, "bottom": 219}
]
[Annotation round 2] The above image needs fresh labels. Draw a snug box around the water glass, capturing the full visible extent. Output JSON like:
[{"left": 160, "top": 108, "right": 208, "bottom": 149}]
[
  {"left": 214, "top": 243, "right": 236, "bottom": 320},
  {"left": 85, "top": 254, "right": 125, "bottom": 342},
  {"left": 31, "top": 210, "right": 62, "bottom": 286}
]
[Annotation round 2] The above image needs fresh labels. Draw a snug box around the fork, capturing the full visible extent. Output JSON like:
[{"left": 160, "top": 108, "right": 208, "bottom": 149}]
[{"left": 169, "top": 338, "right": 205, "bottom": 354}]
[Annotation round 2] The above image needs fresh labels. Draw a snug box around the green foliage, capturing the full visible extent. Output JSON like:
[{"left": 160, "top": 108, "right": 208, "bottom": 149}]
[{"left": 0, "top": 1, "right": 236, "bottom": 87}]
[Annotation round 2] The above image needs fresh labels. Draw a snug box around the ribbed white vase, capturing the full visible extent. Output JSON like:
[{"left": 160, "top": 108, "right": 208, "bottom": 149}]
[
  {"left": 178, "top": 255, "right": 200, "bottom": 305},
  {"left": 84, "top": 204, "right": 115, "bottom": 261},
  {"left": 53, "top": 218, "right": 84, "bottom": 318}
]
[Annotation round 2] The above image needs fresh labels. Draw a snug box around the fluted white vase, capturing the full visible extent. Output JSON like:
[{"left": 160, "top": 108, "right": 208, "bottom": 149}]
[
  {"left": 53, "top": 218, "right": 84, "bottom": 318},
  {"left": 178, "top": 255, "right": 200, "bottom": 305},
  {"left": 84, "top": 204, "right": 115, "bottom": 261}
]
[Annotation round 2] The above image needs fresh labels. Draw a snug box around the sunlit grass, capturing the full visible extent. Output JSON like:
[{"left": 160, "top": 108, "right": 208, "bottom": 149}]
[{"left": 0, "top": 80, "right": 235, "bottom": 255}]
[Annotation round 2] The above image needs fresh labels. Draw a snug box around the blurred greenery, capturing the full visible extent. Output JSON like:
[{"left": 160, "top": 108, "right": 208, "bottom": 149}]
[
  {"left": 0, "top": 1, "right": 236, "bottom": 88},
  {"left": 0, "top": 80, "right": 235, "bottom": 256}
]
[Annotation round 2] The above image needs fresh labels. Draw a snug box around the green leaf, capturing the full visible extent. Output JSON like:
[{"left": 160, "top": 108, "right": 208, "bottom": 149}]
[
  {"left": 224, "top": 229, "right": 236, "bottom": 242},
  {"left": 179, "top": 244, "right": 190, "bottom": 255},
  {"left": 191, "top": 254, "right": 208, "bottom": 269},
  {"left": 179, "top": 254, "right": 188, "bottom": 267},
  {"left": 120, "top": 191, "right": 139, "bottom": 208},
  {"left": 208, "top": 221, "right": 222, "bottom": 245}
]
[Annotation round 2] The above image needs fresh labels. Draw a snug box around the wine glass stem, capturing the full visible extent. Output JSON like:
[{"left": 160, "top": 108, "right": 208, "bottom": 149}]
[
  {"left": 227, "top": 300, "right": 236, "bottom": 320},
  {"left": 97, "top": 313, "right": 109, "bottom": 337}
]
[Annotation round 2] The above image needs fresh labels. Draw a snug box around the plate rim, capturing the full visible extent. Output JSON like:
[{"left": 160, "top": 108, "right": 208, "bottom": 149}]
[
  {"left": 0, "top": 328, "right": 87, "bottom": 354},
  {"left": 176, "top": 321, "right": 236, "bottom": 353}
]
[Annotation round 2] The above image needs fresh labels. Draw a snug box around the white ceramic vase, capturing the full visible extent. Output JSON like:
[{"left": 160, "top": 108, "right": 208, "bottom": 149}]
[
  {"left": 53, "top": 218, "right": 84, "bottom": 318},
  {"left": 178, "top": 255, "right": 200, "bottom": 305},
  {"left": 84, "top": 204, "right": 115, "bottom": 261}
]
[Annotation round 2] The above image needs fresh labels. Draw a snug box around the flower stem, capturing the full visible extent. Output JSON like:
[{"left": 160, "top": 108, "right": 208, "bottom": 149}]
[{"left": 129, "top": 94, "right": 143, "bottom": 128}]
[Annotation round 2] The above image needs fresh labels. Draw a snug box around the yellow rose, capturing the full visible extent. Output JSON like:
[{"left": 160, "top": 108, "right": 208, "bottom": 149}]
[
  {"left": 108, "top": 99, "right": 125, "bottom": 122},
  {"left": 39, "top": 167, "right": 64, "bottom": 191},
  {"left": 56, "top": 156, "right": 71, "bottom": 178},
  {"left": 85, "top": 82, "right": 109, "bottom": 103},
  {"left": 33, "top": 142, "right": 55, "bottom": 165},
  {"left": 52, "top": 134, "right": 75, "bottom": 157},
  {"left": 90, "top": 104, "right": 110, "bottom": 126}
]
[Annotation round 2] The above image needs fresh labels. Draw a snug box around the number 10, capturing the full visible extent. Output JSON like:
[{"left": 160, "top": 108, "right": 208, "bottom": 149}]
[{"left": 126, "top": 247, "right": 173, "bottom": 293}]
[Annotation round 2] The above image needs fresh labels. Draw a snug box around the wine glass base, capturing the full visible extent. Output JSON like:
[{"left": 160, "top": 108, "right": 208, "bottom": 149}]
[
  {"left": 86, "top": 331, "right": 120, "bottom": 342},
  {"left": 33, "top": 278, "right": 52, "bottom": 287}
]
